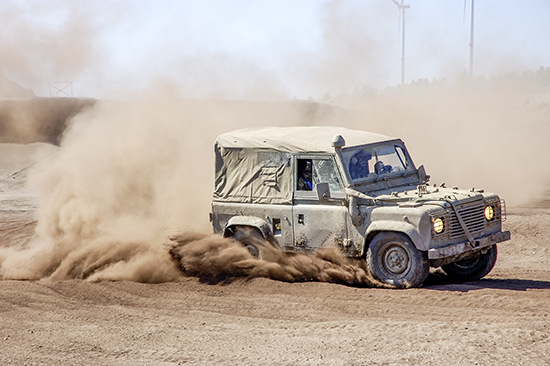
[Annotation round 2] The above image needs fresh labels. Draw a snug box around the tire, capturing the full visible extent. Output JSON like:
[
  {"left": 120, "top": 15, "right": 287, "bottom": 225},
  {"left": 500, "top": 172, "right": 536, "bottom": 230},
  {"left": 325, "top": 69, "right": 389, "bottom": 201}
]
[
  {"left": 231, "top": 226, "right": 267, "bottom": 259},
  {"left": 442, "top": 245, "right": 498, "bottom": 282},
  {"left": 367, "top": 232, "right": 429, "bottom": 289}
]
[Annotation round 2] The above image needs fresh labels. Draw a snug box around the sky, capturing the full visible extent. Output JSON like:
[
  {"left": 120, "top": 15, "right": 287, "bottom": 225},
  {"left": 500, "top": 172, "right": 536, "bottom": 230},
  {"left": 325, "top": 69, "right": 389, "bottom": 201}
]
[{"left": 1, "top": 0, "right": 549, "bottom": 100}]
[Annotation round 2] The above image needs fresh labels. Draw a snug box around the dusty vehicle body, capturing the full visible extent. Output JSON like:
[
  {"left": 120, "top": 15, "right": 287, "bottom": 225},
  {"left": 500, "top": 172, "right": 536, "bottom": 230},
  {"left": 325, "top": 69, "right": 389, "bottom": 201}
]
[{"left": 210, "top": 126, "right": 510, "bottom": 288}]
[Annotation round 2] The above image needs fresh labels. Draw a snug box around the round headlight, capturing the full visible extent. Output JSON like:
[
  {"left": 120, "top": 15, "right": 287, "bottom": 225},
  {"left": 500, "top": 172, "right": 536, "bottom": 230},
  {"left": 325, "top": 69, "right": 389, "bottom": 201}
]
[
  {"left": 484, "top": 205, "right": 495, "bottom": 221},
  {"left": 433, "top": 217, "right": 444, "bottom": 234}
]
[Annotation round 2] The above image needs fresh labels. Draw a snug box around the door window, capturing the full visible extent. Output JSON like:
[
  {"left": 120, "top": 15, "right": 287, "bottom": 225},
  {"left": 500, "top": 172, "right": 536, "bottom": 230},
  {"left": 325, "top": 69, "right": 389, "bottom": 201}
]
[
  {"left": 312, "top": 159, "right": 343, "bottom": 193},
  {"left": 296, "top": 158, "right": 343, "bottom": 194}
]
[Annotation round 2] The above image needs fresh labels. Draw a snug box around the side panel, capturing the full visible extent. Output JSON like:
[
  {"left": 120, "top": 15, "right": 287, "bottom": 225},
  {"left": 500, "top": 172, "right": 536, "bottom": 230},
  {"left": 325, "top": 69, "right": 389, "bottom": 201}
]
[
  {"left": 213, "top": 146, "right": 293, "bottom": 205},
  {"left": 292, "top": 200, "right": 349, "bottom": 250},
  {"left": 346, "top": 205, "right": 373, "bottom": 256},
  {"left": 211, "top": 201, "right": 294, "bottom": 247}
]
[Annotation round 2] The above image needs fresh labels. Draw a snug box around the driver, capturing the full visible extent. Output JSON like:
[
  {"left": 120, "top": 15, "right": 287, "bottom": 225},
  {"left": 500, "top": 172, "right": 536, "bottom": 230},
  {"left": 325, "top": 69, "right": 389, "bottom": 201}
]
[{"left": 349, "top": 150, "right": 371, "bottom": 179}]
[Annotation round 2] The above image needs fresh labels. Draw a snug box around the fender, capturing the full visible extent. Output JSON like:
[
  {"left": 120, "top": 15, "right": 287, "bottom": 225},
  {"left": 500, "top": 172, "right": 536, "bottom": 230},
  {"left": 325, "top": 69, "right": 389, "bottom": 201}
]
[
  {"left": 224, "top": 216, "right": 274, "bottom": 242},
  {"left": 366, "top": 220, "right": 431, "bottom": 251}
]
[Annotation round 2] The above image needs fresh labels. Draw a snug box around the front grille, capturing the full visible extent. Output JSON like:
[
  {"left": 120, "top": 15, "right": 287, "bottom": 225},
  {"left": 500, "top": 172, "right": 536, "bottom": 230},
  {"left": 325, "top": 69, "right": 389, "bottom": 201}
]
[{"left": 449, "top": 201, "right": 485, "bottom": 239}]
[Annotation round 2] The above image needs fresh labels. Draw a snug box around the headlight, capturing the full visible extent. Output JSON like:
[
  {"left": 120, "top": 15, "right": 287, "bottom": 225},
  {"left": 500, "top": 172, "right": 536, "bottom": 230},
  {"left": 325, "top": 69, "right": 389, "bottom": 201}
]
[
  {"left": 433, "top": 217, "right": 444, "bottom": 234},
  {"left": 484, "top": 205, "right": 495, "bottom": 221}
]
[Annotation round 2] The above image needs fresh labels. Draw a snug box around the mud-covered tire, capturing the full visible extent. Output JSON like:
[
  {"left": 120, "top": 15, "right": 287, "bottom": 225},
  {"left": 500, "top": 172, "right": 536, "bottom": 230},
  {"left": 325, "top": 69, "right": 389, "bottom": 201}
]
[
  {"left": 231, "top": 226, "right": 267, "bottom": 259},
  {"left": 367, "top": 232, "right": 429, "bottom": 288},
  {"left": 442, "top": 245, "right": 498, "bottom": 282}
]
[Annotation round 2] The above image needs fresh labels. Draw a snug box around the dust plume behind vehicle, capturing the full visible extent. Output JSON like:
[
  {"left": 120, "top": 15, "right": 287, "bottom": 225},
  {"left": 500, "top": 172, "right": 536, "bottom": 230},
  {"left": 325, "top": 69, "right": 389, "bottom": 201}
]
[{"left": 1, "top": 79, "right": 549, "bottom": 284}]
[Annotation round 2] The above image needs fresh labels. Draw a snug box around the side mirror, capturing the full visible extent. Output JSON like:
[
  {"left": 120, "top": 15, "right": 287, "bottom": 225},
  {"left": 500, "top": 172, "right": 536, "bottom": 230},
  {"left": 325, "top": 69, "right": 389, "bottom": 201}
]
[
  {"left": 316, "top": 182, "right": 331, "bottom": 200},
  {"left": 417, "top": 165, "right": 430, "bottom": 183}
]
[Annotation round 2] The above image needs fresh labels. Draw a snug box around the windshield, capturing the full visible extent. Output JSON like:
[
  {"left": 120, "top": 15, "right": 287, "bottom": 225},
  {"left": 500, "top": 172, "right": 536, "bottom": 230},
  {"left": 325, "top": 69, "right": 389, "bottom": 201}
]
[{"left": 342, "top": 143, "right": 415, "bottom": 183}]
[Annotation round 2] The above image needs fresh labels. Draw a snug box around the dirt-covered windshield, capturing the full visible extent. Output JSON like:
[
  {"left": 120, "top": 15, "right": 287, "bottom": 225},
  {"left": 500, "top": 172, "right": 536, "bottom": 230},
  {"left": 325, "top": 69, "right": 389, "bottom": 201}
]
[{"left": 342, "top": 142, "right": 415, "bottom": 183}]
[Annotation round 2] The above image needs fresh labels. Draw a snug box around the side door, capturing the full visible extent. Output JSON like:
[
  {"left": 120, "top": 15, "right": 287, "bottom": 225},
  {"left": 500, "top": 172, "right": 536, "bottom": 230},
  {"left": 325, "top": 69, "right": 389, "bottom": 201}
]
[{"left": 292, "top": 155, "right": 349, "bottom": 250}]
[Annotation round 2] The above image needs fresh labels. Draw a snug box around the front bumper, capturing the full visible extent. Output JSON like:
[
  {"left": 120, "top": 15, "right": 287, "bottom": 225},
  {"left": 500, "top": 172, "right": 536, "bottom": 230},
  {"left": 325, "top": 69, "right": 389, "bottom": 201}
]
[{"left": 428, "top": 230, "right": 511, "bottom": 260}]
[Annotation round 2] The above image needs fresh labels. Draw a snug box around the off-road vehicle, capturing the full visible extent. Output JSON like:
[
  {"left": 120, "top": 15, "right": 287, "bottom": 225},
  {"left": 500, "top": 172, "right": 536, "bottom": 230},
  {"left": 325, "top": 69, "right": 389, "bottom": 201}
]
[{"left": 210, "top": 126, "right": 510, "bottom": 288}]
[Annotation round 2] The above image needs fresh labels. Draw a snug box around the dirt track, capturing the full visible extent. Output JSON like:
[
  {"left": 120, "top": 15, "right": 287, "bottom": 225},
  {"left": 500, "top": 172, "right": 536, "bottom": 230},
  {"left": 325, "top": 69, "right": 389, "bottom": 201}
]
[
  {"left": 1, "top": 175, "right": 549, "bottom": 365},
  {"left": 0, "top": 267, "right": 549, "bottom": 366}
]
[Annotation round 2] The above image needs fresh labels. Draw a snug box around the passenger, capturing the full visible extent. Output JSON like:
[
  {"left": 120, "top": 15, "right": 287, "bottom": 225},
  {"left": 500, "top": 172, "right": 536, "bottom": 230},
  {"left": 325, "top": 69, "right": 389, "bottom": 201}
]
[
  {"left": 375, "top": 160, "right": 393, "bottom": 175},
  {"left": 297, "top": 159, "right": 313, "bottom": 191}
]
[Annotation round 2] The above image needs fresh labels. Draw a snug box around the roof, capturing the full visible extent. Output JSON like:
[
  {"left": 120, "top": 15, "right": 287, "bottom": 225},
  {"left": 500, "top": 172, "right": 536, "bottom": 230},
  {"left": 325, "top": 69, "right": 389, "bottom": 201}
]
[{"left": 215, "top": 126, "right": 396, "bottom": 153}]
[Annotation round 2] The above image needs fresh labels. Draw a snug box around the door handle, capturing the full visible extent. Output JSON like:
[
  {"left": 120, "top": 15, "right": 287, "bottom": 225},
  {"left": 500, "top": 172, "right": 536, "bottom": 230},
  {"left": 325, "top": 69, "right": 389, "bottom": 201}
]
[{"left": 298, "top": 214, "right": 304, "bottom": 225}]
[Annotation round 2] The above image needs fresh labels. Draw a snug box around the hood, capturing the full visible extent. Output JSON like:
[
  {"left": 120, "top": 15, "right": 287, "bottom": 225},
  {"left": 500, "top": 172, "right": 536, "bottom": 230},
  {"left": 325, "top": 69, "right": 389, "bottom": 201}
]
[{"left": 350, "top": 184, "right": 493, "bottom": 208}]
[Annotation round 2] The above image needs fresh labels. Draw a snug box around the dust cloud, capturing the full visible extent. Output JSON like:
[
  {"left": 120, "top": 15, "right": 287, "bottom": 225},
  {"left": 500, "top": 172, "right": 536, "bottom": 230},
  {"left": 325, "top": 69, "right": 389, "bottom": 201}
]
[
  {"left": 0, "top": 98, "right": 95, "bottom": 144},
  {"left": 1, "top": 76, "right": 549, "bottom": 284},
  {"left": 169, "top": 233, "right": 379, "bottom": 287},
  {"left": 0, "top": 98, "right": 352, "bottom": 283},
  {"left": 1, "top": 70, "right": 549, "bottom": 285}
]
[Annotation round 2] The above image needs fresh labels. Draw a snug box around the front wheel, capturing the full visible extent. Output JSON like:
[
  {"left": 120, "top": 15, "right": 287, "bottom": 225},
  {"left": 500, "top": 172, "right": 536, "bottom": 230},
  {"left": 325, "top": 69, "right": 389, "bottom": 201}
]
[
  {"left": 442, "top": 245, "right": 498, "bottom": 282},
  {"left": 367, "top": 232, "right": 429, "bottom": 288}
]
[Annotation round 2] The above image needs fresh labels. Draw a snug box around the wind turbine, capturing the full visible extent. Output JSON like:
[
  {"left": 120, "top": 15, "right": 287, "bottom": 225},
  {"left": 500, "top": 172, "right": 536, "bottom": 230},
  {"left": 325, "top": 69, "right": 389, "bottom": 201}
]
[
  {"left": 392, "top": 0, "right": 410, "bottom": 85},
  {"left": 468, "top": 0, "right": 475, "bottom": 77}
]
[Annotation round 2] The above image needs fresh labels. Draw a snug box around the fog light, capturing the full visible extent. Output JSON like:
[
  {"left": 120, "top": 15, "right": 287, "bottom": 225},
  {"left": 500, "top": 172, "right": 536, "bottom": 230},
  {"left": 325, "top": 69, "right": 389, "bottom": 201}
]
[
  {"left": 433, "top": 217, "right": 444, "bottom": 234},
  {"left": 484, "top": 205, "right": 495, "bottom": 221}
]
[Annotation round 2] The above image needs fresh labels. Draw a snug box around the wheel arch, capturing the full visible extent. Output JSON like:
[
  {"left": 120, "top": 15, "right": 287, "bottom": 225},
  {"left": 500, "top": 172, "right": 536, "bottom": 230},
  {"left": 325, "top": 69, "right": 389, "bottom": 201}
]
[
  {"left": 365, "top": 220, "right": 429, "bottom": 254},
  {"left": 223, "top": 216, "right": 276, "bottom": 244}
]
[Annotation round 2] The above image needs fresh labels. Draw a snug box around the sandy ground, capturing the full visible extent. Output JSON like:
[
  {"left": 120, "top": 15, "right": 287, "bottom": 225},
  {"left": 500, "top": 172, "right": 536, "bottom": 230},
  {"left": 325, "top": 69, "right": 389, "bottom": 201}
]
[{"left": 1, "top": 143, "right": 549, "bottom": 366}]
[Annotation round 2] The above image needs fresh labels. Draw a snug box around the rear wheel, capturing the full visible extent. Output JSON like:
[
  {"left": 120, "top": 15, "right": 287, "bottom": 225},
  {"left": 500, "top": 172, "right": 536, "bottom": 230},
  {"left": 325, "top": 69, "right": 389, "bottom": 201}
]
[
  {"left": 442, "top": 245, "right": 498, "bottom": 282},
  {"left": 367, "top": 232, "right": 429, "bottom": 288},
  {"left": 231, "top": 226, "right": 267, "bottom": 259}
]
